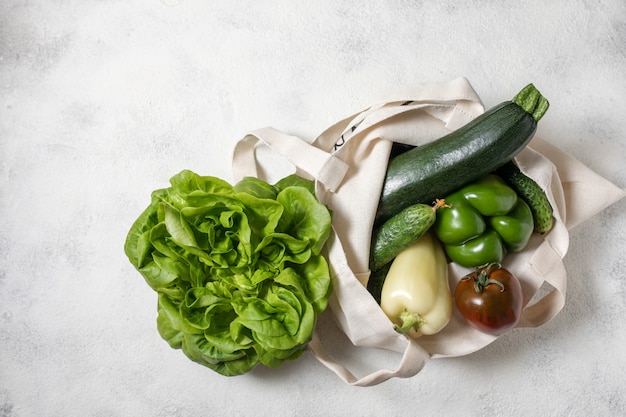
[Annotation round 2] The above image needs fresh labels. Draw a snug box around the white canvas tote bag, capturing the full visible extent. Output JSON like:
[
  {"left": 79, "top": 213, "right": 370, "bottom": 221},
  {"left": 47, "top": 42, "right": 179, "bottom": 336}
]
[{"left": 231, "top": 77, "right": 625, "bottom": 386}]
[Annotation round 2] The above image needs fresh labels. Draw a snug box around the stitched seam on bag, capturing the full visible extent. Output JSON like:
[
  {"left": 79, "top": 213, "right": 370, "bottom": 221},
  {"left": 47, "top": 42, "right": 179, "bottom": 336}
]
[
  {"left": 530, "top": 240, "right": 566, "bottom": 278},
  {"left": 319, "top": 155, "right": 348, "bottom": 191},
  {"left": 452, "top": 106, "right": 473, "bottom": 120}
]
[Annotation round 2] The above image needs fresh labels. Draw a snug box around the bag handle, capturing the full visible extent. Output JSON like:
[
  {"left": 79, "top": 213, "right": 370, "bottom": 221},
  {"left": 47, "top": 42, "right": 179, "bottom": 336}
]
[
  {"left": 312, "top": 77, "right": 484, "bottom": 153},
  {"left": 308, "top": 330, "right": 429, "bottom": 387},
  {"left": 312, "top": 227, "right": 431, "bottom": 386},
  {"left": 512, "top": 143, "right": 569, "bottom": 328},
  {"left": 518, "top": 239, "right": 567, "bottom": 327},
  {"left": 232, "top": 77, "right": 484, "bottom": 189},
  {"left": 231, "top": 127, "right": 349, "bottom": 192}
]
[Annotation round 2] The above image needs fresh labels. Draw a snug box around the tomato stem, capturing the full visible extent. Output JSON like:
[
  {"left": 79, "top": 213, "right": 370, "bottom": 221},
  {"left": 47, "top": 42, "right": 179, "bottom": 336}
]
[{"left": 466, "top": 262, "right": 506, "bottom": 293}]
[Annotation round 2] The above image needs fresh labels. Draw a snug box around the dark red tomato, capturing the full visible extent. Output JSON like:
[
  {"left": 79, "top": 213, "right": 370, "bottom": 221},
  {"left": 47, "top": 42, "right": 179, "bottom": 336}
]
[{"left": 454, "top": 264, "right": 523, "bottom": 335}]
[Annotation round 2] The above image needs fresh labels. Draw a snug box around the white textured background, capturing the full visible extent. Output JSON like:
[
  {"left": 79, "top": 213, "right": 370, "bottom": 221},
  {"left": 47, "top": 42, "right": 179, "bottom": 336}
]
[{"left": 1, "top": 1, "right": 625, "bottom": 416}]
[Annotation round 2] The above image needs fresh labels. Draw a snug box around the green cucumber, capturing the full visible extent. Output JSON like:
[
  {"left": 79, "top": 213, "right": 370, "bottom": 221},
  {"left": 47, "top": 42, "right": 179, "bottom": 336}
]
[
  {"left": 367, "top": 200, "right": 444, "bottom": 303},
  {"left": 369, "top": 200, "right": 445, "bottom": 272},
  {"left": 375, "top": 84, "right": 549, "bottom": 225},
  {"left": 496, "top": 160, "right": 554, "bottom": 234}
]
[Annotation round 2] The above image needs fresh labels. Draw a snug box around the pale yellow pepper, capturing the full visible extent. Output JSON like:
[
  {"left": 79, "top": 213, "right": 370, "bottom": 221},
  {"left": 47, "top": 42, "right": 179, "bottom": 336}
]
[{"left": 380, "top": 231, "right": 452, "bottom": 338}]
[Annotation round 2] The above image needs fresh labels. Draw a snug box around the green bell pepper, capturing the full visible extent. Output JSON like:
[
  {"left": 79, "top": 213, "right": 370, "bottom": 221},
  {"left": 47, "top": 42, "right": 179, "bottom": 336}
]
[{"left": 434, "top": 174, "right": 534, "bottom": 268}]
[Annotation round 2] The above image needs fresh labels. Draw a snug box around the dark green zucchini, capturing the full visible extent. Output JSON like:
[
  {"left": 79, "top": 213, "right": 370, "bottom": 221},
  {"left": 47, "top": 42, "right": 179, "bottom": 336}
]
[{"left": 375, "top": 84, "right": 549, "bottom": 225}]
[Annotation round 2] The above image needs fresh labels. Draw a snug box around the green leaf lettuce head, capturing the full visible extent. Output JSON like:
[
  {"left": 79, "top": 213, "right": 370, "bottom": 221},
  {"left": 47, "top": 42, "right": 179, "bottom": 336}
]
[{"left": 124, "top": 170, "right": 333, "bottom": 376}]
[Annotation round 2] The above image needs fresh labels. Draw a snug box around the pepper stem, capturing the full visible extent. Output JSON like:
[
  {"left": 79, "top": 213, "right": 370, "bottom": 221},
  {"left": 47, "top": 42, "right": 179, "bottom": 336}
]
[{"left": 395, "top": 309, "right": 425, "bottom": 334}]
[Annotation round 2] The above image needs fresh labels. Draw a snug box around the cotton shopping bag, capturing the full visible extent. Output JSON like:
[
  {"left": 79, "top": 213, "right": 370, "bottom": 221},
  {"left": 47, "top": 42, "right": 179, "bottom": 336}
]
[{"left": 231, "top": 77, "right": 625, "bottom": 386}]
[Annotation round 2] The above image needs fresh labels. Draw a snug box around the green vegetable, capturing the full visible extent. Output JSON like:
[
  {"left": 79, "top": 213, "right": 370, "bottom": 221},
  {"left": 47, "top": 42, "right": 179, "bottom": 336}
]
[
  {"left": 367, "top": 262, "right": 391, "bottom": 304},
  {"left": 443, "top": 229, "right": 506, "bottom": 269},
  {"left": 380, "top": 232, "right": 452, "bottom": 338},
  {"left": 369, "top": 199, "right": 447, "bottom": 272},
  {"left": 496, "top": 160, "right": 554, "bottom": 234},
  {"left": 124, "top": 170, "right": 333, "bottom": 376},
  {"left": 434, "top": 174, "right": 534, "bottom": 268},
  {"left": 375, "top": 83, "right": 549, "bottom": 225},
  {"left": 233, "top": 176, "right": 278, "bottom": 199}
]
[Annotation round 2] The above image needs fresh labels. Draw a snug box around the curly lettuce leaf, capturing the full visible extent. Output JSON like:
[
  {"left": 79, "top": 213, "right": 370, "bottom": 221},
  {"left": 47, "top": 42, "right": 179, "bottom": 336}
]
[
  {"left": 125, "top": 170, "right": 332, "bottom": 376},
  {"left": 276, "top": 187, "right": 331, "bottom": 256}
]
